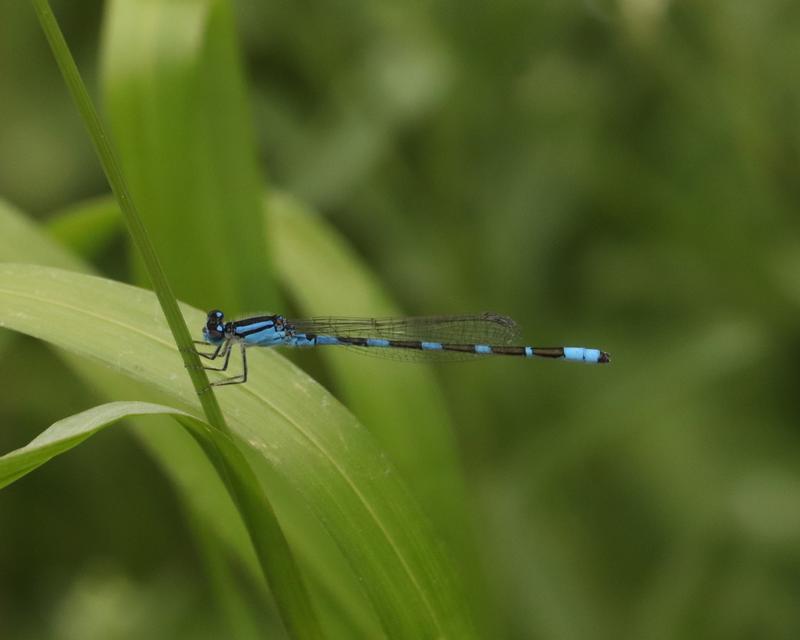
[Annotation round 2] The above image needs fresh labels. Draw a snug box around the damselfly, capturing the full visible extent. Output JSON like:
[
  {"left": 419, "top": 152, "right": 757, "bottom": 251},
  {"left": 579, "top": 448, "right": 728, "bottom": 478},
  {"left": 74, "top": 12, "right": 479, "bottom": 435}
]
[{"left": 195, "top": 310, "right": 610, "bottom": 387}]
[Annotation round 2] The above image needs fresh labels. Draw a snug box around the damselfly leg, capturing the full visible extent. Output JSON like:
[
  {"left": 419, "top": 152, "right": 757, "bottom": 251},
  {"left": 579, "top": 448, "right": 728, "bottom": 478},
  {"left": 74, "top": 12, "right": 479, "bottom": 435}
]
[
  {"left": 200, "top": 340, "right": 234, "bottom": 372},
  {"left": 192, "top": 339, "right": 247, "bottom": 385},
  {"left": 208, "top": 342, "right": 248, "bottom": 386},
  {"left": 193, "top": 340, "right": 227, "bottom": 361}
]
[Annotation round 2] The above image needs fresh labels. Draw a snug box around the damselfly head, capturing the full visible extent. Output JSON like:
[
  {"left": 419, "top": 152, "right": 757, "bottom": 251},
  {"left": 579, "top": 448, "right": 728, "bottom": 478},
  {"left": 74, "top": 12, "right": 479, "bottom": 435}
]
[{"left": 203, "top": 309, "right": 227, "bottom": 343}]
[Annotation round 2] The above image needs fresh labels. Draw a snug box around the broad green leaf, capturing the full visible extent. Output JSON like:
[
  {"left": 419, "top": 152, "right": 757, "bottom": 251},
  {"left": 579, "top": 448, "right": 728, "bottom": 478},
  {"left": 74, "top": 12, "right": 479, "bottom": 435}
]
[
  {"left": 0, "top": 264, "right": 477, "bottom": 639},
  {"left": 3, "top": 199, "right": 383, "bottom": 638},
  {"left": 101, "top": 0, "right": 275, "bottom": 314},
  {"left": 46, "top": 191, "right": 477, "bottom": 559},
  {"left": 47, "top": 191, "right": 485, "bottom": 624}
]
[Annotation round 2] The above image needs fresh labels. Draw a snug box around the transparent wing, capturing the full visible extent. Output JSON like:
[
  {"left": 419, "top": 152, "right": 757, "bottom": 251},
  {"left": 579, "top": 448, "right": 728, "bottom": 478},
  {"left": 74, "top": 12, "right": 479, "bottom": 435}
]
[
  {"left": 329, "top": 345, "right": 484, "bottom": 363},
  {"left": 287, "top": 313, "right": 521, "bottom": 346}
]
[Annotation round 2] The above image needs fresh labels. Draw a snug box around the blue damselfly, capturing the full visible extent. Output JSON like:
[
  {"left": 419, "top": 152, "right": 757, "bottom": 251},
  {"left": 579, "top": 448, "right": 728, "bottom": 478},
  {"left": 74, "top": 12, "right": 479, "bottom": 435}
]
[{"left": 195, "top": 310, "right": 610, "bottom": 386}]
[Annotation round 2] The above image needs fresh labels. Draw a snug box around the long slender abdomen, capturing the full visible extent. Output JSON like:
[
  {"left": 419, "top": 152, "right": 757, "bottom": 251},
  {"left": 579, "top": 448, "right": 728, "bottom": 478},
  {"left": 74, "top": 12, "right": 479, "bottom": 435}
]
[{"left": 303, "top": 335, "right": 609, "bottom": 363}]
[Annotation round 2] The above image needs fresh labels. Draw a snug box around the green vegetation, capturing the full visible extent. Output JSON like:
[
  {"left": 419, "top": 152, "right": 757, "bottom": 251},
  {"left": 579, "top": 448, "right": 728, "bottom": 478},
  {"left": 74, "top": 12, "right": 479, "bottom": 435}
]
[{"left": 1, "top": 1, "right": 798, "bottom": 638}]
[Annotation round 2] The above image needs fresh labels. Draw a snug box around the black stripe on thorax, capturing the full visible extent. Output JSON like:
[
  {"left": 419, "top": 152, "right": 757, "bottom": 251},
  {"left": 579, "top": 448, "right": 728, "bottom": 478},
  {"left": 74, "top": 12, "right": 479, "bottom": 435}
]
[
  {"left": 232, "top": 315, "right": 276, "bottom": 328},
  {"left": 232, "top": 317, "right": 278, "bottom": 338}
]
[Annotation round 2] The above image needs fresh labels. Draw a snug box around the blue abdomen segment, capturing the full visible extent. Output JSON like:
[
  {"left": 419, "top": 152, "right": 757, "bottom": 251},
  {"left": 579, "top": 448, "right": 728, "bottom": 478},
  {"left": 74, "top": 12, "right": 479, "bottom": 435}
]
[
  {"left": 421, "top": 341, "right": 443, "bottom": 350},
  {"left": 563, "top": 347, "right": 605, "bottom": 363}
]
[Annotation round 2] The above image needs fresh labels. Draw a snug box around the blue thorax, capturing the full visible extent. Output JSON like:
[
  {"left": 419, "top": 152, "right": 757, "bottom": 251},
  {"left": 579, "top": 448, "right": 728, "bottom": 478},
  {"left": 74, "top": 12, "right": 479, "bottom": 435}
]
[{"left": 202, "top": 309, "right": 291, "bottom": 346}]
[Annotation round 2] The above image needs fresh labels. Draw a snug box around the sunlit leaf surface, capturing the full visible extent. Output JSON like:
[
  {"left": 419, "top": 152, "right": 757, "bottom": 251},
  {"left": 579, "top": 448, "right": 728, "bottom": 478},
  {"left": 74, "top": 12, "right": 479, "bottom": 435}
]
[{"left": 0, "top": 264, "right": 476, "bottom": 639}]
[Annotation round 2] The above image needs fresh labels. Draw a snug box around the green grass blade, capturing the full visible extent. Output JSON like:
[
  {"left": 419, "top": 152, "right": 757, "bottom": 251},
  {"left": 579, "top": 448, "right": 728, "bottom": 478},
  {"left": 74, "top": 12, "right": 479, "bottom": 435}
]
[
  {"left": 29, "top": 0, "right": 225, "bottom": 427},
  {"left": 100, "top": 0, "right": 275, "bottom": 314},
  {"left": 0, "top": 402, "right": 197, "bottom": 489},
  {"left": 0, "top": 264, "right": 477, "bottom": 638},
  {"left": 28, "top": 2, "right": 317, "bottom": 634},
  {"left": 0, "top": 400, "right": 320, "bottom": 640},
  {"left": 176, "top": 416, "right": 322, "bottom": 640}
]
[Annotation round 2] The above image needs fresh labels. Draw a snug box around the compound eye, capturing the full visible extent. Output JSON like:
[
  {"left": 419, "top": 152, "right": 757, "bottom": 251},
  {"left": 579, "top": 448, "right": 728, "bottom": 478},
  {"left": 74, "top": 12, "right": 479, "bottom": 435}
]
[{"left": 204, "top": 309, "right": 226, "bottom": 341}]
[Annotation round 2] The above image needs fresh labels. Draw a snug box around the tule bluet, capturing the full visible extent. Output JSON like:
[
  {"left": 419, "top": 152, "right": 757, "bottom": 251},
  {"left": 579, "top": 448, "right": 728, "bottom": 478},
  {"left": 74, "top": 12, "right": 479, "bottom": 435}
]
[{"left": 195, "top": 310, "right": 610, "bottom": 386}]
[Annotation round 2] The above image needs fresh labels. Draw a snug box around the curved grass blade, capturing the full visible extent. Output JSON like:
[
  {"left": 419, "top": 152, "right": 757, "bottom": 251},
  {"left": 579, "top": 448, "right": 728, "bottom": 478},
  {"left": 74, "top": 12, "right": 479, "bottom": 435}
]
[
  {"left": 2, "top": 199, "right": 384, "bottom": 638},
  {"left": 30, "top": 0, "right": 220, "bottom": 413},
  {"left": 0, "top": 264, "right": 478, "bottom": 639},
  {"left": 0, "top": 400, "right": 320, "bottom": 640}
]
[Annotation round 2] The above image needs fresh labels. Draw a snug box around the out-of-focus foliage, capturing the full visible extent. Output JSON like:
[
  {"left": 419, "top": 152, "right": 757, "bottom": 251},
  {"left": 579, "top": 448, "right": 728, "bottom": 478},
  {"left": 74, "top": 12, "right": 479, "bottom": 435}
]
[{"left": 1, "top": 0, "right": 799, "bottom": 639}]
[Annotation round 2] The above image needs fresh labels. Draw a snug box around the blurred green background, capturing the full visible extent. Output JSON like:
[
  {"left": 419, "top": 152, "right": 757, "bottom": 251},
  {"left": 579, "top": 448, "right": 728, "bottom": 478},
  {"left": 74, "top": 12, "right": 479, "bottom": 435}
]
[{"left": 2, "top": 0, "right": 800, "bottom": 638}]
